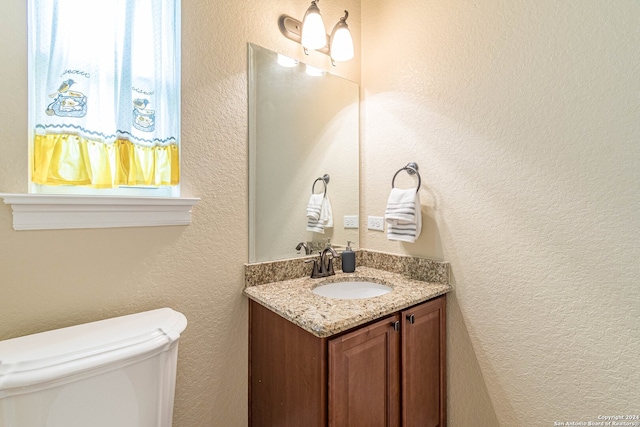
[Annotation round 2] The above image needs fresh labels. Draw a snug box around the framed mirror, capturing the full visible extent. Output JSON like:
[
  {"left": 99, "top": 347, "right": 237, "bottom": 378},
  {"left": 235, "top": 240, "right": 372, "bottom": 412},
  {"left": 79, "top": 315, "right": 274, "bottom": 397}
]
[{"left": 248, "top": 43, "right": 359, "bottom": 263}]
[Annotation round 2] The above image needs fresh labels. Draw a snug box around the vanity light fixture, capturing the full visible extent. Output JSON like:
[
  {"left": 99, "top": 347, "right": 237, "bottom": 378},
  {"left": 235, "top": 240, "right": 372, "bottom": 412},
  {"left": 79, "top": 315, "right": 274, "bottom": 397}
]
[
  {"left": 300, "top": 1, "right": 326, "bottom": 50},
  {"left": 329, "top": 11, "right": 354, "bottom": 62},
  {"left": 277, "top": 53, "right": 299, "bottom": 67},
  {"left": 278, "top": 2, "right": 355, "bottom": 65},
  {"left": 305, "top": 64, "right": 326, "bottom": 76}
]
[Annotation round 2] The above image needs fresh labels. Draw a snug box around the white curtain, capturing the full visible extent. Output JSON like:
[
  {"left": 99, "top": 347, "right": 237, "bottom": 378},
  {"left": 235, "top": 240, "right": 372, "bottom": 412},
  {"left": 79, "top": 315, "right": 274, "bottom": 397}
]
[{"left": 29, "top": 0, "right": 180, "bottom": 189}]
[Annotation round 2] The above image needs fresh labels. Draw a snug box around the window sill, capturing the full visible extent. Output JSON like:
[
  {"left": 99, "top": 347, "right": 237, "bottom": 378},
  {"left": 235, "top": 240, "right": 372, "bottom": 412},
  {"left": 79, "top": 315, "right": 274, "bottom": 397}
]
[{"left": 0, "top": 193, "right": 200, "bottom": 230}]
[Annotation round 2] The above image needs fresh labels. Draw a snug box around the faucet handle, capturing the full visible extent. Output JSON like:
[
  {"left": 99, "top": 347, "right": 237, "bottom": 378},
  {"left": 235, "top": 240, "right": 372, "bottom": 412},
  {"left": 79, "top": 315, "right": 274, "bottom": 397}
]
[
  {"left": 304, "top": 258, "right": 321, "bottom": 278},
  {"left": 326, "top": 258, "right": 335, "bottom": 276}
]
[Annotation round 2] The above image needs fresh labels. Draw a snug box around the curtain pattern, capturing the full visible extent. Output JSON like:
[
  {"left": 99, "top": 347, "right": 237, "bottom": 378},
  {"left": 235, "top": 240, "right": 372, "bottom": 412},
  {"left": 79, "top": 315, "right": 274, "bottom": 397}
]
[{"left": 30, "top": 0, "right": 179, "bottom": 189}]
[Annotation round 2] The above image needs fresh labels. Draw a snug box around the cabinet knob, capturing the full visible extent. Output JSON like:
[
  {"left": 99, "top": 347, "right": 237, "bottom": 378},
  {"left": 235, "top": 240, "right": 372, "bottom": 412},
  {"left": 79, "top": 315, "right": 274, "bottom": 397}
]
[
  {"left": 406, "top": 314, "right": 415, "bottom": 324},
  {"left": 391, "top": 321, "right": 400, "bottom": 331}
]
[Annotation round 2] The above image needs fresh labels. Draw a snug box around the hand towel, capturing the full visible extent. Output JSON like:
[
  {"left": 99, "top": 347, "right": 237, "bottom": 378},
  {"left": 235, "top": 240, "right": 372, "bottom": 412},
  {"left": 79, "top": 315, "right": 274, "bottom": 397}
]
[
  {"left": 385, "top": 188, "right": 421, "bottom": 243},
  {"left": 306, "top": 193, "right": 324, "bottom": 220},
  {"left": 321, "top": 196, "right": 333, "bottom": 228},
  {"left": 306, "top": 195, "right": 333, "bottom": 233}
]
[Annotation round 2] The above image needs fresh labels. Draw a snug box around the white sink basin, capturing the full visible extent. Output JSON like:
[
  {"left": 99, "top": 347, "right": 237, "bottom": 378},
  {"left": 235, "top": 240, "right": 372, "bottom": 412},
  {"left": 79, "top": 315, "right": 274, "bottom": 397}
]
[{"left": 312, "top": 281, "right": 392, "bottom": 300}]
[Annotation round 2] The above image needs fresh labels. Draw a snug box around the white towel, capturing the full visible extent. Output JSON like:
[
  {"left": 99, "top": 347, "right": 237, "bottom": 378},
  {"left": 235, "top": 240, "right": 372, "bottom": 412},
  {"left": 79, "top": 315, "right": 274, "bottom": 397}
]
[
  {"left": 306, "top": 195, "right": 333, "bottom": 234},
  {"left": 321, "top": 196, "right": 333, "bottom": 228},
  {"left": 306, "top": 193, "right": 324, "bottom": 220},
  {"left": 385, "top": 188, "right": 421, "bottom": 243}
]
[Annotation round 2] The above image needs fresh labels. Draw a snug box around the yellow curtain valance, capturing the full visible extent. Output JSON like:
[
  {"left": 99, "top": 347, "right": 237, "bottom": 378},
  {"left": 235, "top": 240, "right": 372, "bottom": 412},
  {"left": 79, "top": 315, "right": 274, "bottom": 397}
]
[{"left": 32, "top": 133, "right": 179, "bottom": 188}]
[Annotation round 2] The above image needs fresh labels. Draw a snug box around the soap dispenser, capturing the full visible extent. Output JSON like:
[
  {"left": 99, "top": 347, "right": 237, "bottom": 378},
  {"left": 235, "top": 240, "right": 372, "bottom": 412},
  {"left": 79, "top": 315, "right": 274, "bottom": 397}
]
[{"left": 342, "top": 241, "right": 356, "bottom": 273}]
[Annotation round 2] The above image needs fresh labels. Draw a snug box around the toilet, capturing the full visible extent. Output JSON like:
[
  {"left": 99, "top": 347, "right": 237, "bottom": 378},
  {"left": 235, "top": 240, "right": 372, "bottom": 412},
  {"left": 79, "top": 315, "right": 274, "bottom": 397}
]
[{"left": 0, "top": 308, "right": 187, "bottom": 427}]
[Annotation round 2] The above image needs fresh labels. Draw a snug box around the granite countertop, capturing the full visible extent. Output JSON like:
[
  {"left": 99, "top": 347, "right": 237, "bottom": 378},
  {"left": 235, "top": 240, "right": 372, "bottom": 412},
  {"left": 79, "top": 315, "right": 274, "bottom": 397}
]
[{"left": 243, "top": 266, "right": 452, "bottom": 338}]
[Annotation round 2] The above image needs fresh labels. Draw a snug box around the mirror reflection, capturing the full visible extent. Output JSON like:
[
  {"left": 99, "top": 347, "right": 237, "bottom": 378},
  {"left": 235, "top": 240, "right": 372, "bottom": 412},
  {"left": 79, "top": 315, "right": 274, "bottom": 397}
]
[{"left": 248, "top": 43, "right": 359, "bottom": 263}]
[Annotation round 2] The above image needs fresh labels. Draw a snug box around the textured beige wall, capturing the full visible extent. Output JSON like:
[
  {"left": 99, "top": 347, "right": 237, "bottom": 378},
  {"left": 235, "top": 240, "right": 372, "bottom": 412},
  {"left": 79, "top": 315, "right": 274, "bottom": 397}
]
[
  {"left": 0, "top": 1, "right": 358, "bottom": 426},
  {"left": 3, "top": 0, "right": 639, "bottom": 426},
  {"left": 361, "top": 0, "right": 640, "bottom": 426}
]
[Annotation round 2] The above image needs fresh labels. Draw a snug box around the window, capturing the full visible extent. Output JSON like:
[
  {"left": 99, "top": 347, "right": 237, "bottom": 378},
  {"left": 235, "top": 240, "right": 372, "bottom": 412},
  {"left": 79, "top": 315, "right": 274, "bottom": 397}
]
[{"left": 28, "top": 0, "right": 181, "bottom": 197}]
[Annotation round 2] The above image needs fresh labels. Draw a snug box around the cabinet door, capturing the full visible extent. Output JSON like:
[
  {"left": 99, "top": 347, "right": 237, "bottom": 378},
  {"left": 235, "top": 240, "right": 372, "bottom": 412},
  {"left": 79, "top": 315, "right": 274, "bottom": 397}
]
[
  {"left": 249, "top": 301, "right": 327, "bottom": 427},
  {"left": 402, "top": 295, "right": 446, "bottom": 427},
  {"left": 329, "top": 315, "right": 401, "bottom": 427}
]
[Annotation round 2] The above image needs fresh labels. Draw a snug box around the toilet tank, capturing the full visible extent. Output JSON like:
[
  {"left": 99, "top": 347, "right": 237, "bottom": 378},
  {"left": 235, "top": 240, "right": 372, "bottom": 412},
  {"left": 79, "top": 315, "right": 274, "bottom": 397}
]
[{"left": 0, "top": 308, "right": 187, "bottom": 427}]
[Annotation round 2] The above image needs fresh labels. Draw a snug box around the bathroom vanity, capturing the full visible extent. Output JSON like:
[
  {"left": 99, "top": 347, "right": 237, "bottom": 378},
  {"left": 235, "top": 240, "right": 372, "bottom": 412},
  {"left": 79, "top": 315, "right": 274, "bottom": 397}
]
[
  {"left": 246, "top": 43, "right": 450, "bottom": 426},
  {"left": 245, "top": 251, "right": 451, "bottom": 426}
]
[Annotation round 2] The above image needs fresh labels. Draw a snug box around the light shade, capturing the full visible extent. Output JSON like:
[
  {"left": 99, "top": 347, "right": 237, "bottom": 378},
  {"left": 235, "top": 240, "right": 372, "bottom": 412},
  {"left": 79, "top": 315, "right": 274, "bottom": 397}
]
[
  {"left": 330, "top": 11, "right": 354, "bottom": 62},
  {"left": 301, "top": 1, "right": 326, "bottom": 50},
  {"left": 305, "top": 64, "right": 326, "bottom": 76},
  {"left": 277, "top": 54, "right": 299, "bottom": 67}
]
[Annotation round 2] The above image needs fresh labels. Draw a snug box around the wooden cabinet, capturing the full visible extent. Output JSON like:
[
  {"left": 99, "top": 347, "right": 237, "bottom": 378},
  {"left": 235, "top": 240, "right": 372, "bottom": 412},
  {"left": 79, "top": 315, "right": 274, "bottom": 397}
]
[
  {"left": 328, "top": 315, "right": 401, "bottom": 426},
  {"left": 401, "top": 297, "right": 447, "bottom": 427},
  {"left": 249, "top": 300, "right": 327, "bottom": 427},
  {"left": 249, "top": 295, "right": 446, "bottom": 427}
]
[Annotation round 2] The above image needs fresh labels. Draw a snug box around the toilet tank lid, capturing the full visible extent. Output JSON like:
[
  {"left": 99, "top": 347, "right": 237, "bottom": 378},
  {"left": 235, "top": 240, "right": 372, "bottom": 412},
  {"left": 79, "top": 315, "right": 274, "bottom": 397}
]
[{"left": 0, "top": 308, "right": 187, "bottom": 393}]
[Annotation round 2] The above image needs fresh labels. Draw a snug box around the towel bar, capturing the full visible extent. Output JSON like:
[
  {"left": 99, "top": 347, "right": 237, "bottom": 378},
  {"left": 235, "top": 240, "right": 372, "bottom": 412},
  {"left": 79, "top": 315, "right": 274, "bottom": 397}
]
[
  {"left": 391, "top": 162, "right": 421, "bottom": 193},
  {"left": 312, "top": 174, "right": 330, "bottom": 196}
]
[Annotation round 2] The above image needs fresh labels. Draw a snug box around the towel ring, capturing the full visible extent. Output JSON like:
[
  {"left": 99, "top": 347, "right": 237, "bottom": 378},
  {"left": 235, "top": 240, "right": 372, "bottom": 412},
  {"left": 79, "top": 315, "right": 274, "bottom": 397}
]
[
  {"left": 391, "top": 162, "right": 421, "bottom": 193},
  {"left": 312, "top": 174, "right": 330, "bottom": 196}
]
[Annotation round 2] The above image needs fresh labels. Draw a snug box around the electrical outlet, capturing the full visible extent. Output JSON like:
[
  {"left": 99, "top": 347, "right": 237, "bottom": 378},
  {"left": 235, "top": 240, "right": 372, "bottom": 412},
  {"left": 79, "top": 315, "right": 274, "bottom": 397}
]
[
  {"left": 367, "top": 216, "right": 384, "bottom": 231},
  {"left": 343, "top": 215, "right": 359, "bottom": 229}
]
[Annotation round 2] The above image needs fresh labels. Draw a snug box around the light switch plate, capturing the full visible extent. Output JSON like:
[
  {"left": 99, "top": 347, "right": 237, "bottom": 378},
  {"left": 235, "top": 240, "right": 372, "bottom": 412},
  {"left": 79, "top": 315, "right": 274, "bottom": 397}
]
[{"left": 367, "top": 216, "right": 384, "bottom": 231}]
